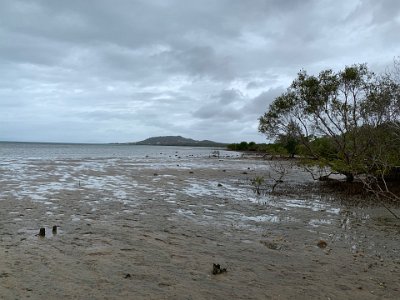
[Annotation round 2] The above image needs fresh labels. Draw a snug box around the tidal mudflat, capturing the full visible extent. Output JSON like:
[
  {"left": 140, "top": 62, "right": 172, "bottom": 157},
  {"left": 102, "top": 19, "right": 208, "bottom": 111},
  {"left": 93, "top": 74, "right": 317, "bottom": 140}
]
[{"left": 0, "top": 154, "right": 399, "bottom": 299}]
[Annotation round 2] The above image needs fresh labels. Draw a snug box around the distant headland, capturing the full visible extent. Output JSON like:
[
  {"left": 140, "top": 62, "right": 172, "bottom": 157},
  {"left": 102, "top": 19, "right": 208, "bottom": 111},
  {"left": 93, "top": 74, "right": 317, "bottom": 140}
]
[{"left": 126, "top": 136, "right": 227, "bottom": 147}]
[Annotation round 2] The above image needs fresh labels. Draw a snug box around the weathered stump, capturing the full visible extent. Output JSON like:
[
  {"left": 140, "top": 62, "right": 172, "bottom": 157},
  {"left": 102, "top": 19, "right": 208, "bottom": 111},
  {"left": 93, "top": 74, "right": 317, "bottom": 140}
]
[{"left": 38, "top": 227, "right": 45, "bottom": 237}]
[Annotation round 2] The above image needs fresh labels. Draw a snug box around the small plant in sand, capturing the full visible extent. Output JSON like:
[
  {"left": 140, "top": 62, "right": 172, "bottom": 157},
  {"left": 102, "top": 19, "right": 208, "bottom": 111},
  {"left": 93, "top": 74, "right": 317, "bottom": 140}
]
[
  {"left": 268, "top": 161, "right": 290, "bottom": 193},
  {"left": 251, "top": 176, "right": 265, "bottom": 195}
]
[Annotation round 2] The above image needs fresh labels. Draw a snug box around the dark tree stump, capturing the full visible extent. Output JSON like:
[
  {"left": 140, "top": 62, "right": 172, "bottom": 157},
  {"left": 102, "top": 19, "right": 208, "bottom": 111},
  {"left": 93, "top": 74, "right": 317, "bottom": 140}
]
[{"left": 38, "top": 227, "right": 45, "bottom": 237}]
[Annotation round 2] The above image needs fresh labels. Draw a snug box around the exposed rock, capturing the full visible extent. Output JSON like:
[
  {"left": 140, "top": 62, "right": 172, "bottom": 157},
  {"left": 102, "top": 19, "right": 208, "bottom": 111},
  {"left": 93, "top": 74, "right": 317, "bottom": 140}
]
[
  {"left": 212, "top": 264, "right": 227, "bottom": 275},
  {"left": 317, "top": 240, "right": 328, "bottom": 249}
]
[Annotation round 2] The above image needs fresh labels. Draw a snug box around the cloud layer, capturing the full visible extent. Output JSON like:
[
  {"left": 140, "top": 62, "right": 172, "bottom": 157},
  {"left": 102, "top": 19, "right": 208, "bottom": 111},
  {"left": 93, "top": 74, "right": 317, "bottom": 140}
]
[{"left": 1, "top": 0, "right": 399, "bottom": 143}]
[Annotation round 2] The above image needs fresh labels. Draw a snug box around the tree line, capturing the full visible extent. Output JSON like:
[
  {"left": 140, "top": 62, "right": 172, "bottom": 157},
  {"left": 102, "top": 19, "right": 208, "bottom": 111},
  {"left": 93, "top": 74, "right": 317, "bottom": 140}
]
[
  {"left": 227, "top": 141, "right": 294, "bottom": 156},
  {"left": 257, "top": 59, "right": 400, "bottom": 201}
]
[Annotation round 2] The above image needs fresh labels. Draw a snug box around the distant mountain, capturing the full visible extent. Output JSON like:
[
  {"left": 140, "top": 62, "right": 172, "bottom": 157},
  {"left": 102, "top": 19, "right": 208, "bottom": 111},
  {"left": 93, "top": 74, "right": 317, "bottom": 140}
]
[{"left": 131, "top": 136, "right": 226, "bottom": 147}]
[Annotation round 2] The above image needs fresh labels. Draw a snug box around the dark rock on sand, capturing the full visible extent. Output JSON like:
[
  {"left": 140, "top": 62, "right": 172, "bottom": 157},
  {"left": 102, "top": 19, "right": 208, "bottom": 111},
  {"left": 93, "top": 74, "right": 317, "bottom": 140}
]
[{"left": 212, "top": 263, "right": 227, "bottom": 275}]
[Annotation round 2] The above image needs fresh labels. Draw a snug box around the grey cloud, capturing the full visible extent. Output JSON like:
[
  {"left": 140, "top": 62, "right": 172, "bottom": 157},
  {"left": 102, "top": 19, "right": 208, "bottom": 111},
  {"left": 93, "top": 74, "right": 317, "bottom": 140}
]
[
  {"left": 245, "top": 87, "right": 285, "bottom": 115},
  {"left": 193, "top": 88, "right": 245, "bottom": 120},
  {"left": 246, "top": 81, "right": 266, "bottom": 89},
  {"left": 347, "top": 0, "right": 400, "bottom": 25},
  {"left": 213, "top": 89, "right": 243, "bottom": 104},
  {"left": 1, "top": 0, "right": 399, "bottom": 143},
  {"left": 193, "top": 105, "right": 242, "bottom": 121},
  {"left": 185, "top": 118, "right": 264, "bottom": 143},
  {"left": 157, "top": 46, "right": 235, "bottom": 80},
  {"left": 77, "top": 110, "right": 135, "bottom": 122}
]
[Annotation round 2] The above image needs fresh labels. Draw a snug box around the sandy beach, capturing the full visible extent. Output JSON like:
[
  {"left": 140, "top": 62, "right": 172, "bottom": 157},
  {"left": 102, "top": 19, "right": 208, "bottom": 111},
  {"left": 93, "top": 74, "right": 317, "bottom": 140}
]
[{"left": 0, "top": 155, "right": 399, "bottom": 299}]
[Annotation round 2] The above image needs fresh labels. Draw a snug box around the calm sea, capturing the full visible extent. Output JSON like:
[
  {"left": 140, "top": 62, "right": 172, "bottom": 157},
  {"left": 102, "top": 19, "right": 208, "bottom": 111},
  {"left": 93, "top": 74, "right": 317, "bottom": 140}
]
[{"left": 0, "top": 142, "right": 232, "bottom": 160}]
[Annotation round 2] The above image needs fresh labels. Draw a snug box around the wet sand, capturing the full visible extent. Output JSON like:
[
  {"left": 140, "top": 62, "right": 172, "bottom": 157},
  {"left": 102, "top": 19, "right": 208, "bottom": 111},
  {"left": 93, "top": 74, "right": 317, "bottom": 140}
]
[{"left": 0, "top": 157, "right": 399, "bottom": 299}]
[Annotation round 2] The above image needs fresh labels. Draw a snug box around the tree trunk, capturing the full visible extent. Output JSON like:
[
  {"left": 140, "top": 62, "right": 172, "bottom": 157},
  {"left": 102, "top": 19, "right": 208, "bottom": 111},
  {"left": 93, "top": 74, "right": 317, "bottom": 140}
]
[{"left": 344, "top": 172, "right": 354, "bottom": 183}]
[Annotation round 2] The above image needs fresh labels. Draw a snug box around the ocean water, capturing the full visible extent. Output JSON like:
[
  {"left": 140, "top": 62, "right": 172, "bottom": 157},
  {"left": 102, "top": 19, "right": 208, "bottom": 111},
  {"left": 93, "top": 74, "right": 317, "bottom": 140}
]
[{"left": 0, "top": 142, "right": 233, "bottom": 160}]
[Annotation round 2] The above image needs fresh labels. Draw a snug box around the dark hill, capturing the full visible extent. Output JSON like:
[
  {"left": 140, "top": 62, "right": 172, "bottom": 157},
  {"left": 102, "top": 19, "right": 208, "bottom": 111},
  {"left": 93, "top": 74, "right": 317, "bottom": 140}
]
[{"left": 132, "top": 136, "right": 226, "bottom": 147}]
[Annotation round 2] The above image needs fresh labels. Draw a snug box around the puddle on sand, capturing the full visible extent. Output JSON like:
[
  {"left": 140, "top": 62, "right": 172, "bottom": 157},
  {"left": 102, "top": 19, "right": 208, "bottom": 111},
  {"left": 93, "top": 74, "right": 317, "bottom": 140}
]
[
  {"left": 309, "top": 219, "right": 333, "bottom": 227},
  {"left": 276, "top": 198, "right": 341, "bottom": 215},
  {"left": 241, "top": 214, "right": 281, "bottom": 223},
  {"left": 177, "top": 208, "right": 196, "bottom": 217}
]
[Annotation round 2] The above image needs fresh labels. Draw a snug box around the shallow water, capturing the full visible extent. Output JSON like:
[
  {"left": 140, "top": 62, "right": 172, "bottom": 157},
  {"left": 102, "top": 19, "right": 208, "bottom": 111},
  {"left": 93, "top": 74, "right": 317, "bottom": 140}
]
[{"left": 0, "top": 142, "right": 234, "bottom": 160}]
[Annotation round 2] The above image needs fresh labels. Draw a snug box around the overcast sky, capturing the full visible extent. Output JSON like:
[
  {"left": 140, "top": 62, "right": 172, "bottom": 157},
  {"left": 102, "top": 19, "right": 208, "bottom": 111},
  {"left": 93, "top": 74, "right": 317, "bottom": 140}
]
[{"left": 1, "top": 0, "right": 399, "bottom": 143}]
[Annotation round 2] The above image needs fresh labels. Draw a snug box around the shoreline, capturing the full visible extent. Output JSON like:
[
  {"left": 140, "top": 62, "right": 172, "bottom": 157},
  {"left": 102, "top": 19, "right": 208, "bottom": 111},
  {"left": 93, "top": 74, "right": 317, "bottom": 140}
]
[{"left": 0, "top": 156, "right": 399, "bottom": 299}]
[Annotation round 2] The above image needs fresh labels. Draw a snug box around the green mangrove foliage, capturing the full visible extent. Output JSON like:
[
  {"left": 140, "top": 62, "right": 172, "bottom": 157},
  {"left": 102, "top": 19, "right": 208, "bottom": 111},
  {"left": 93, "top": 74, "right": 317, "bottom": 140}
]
[
  {"left": 259, "top": 63, "right": 400, "bottom": 183},
  {"left": 227, "top": 142, "right": 289, "bottom": 156}
]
